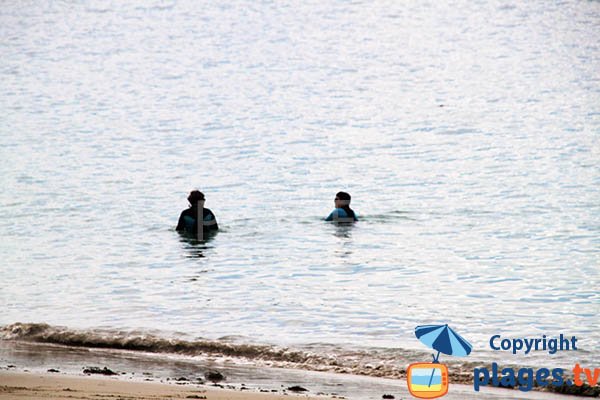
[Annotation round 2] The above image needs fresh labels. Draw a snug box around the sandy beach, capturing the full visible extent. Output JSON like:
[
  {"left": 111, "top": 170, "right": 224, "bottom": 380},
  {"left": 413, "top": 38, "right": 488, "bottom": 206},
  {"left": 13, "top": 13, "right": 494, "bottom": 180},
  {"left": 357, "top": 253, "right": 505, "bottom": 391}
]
[
  {"left": 2, "top": 339, "right": 596, "bottom": 399},
  {"left": 1, "top": 367, "right": 588, "bottom": 400},
  {"left": 0, "top": 371, "right": 324, "bottom": 400}
]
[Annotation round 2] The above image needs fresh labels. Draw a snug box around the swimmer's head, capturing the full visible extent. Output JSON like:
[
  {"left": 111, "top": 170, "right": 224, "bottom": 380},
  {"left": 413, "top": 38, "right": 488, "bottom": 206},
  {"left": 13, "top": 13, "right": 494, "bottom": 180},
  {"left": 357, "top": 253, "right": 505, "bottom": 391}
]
[
  {"left": 335, "top": 191, "right": 351, "bottom": 208},
  {"left": 188, "top": 190, "right": 205, "bottom": 207}
]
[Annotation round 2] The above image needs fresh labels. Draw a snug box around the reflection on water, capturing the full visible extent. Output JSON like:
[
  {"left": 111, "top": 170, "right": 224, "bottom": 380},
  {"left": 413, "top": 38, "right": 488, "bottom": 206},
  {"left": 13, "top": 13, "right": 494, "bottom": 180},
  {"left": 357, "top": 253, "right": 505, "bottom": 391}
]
[
  {"left": 331, "top": 223, "right": 354, "bottom": 259},
  {"left": 179, "top": 236, "right": 206, "bottom": 258},
  {"left": 178, "top": 230, "right": 218, "bottom": 258},
  {"left": 332, "top": 223, "right": 354, "bottom": 239}
]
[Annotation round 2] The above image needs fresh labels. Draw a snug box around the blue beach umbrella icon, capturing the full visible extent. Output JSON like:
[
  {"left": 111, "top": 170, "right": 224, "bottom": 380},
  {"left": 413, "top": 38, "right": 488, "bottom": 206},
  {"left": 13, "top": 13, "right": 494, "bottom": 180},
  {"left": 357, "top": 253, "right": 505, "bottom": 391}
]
[{"left": 415, "top": 324, "right": 473, "bottom": 387}]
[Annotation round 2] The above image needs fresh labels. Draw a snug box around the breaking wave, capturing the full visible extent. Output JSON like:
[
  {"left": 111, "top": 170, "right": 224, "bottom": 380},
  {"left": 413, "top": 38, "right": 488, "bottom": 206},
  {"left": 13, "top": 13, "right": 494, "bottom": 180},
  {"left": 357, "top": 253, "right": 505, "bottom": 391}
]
[{"left": 1, "top": 322, "right": 463, "bottom": 380}]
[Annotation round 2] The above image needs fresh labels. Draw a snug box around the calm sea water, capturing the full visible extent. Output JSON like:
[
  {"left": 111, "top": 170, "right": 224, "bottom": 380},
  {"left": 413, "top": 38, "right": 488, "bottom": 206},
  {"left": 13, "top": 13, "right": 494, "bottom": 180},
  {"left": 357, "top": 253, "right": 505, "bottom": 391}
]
[{"left": 1, "top": 1, "right": 598, "bottom": 370}]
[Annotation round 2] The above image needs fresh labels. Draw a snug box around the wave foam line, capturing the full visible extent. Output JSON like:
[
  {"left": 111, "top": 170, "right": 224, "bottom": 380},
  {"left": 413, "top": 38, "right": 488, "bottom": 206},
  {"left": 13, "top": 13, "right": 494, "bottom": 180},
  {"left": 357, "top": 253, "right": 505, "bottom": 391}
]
[
  {"left": 0, "top": 323, "right": 324, "bottom": 364},
  {"left": 0, "top": 322, "right": 435, "bottom": 380}
]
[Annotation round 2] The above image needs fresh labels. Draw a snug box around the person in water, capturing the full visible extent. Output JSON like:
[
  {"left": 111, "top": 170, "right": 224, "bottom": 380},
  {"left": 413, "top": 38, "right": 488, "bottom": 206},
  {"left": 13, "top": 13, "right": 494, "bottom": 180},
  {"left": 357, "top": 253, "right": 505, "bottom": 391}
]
[
  {"left": 176, "top": 190, "right": 218, "bottom": 237},
  {"left": 325, "top": 191, "right": 357, "bottom": 222}
]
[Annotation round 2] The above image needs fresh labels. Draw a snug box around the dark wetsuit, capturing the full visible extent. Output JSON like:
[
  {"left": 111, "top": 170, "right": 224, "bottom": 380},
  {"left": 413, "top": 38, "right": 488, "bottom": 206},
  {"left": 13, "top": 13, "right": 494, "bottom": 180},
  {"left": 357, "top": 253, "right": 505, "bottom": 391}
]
[
  {"left": 176, "top": 206, "right": 218, "bottom": 235},
  {"left": 325, "top": 207, "right": 358, "bottom": 222}
]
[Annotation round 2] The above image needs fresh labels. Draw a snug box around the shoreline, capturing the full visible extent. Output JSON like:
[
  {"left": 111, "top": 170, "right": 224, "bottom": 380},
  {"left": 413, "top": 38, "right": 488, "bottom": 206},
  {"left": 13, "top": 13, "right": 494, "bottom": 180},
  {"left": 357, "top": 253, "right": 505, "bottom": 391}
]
[
  {"left": 1, "top": 340, "right": 592, "bottom": 399},
  {"left": 3, "top": 322, "right": 595, "bottom": 384}
]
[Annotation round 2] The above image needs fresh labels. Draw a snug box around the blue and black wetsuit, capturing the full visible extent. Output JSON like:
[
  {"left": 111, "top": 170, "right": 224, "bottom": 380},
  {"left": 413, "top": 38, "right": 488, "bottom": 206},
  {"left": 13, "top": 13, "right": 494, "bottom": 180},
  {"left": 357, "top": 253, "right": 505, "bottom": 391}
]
[
  {"left": 325, "top": 207, "right": 358, "bottom": 222},
  {"left": 176, "top": 206, "right": 218, "bottom": 235}
]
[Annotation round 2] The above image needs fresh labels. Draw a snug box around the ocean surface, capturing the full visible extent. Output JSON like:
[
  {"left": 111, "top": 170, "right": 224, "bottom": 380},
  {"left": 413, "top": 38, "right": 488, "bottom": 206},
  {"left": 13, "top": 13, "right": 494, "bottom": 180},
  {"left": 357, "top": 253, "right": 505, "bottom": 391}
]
[{"left": 1, "top": 0, "right": 599, "bottom": 376}]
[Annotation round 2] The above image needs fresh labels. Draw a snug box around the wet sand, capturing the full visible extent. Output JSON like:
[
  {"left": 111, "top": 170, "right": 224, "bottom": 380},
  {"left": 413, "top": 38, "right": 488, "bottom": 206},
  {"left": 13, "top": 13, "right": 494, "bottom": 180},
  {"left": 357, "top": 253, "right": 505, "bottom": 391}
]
[
  {"left": 0, "top": 340, "right": 588, "bottom": 400},
  {"left": 0, "top": 371, "right": 326, "bottom": 400},
  {"left": 0, "top": 369, "right": 583, "bottom": 400}
]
